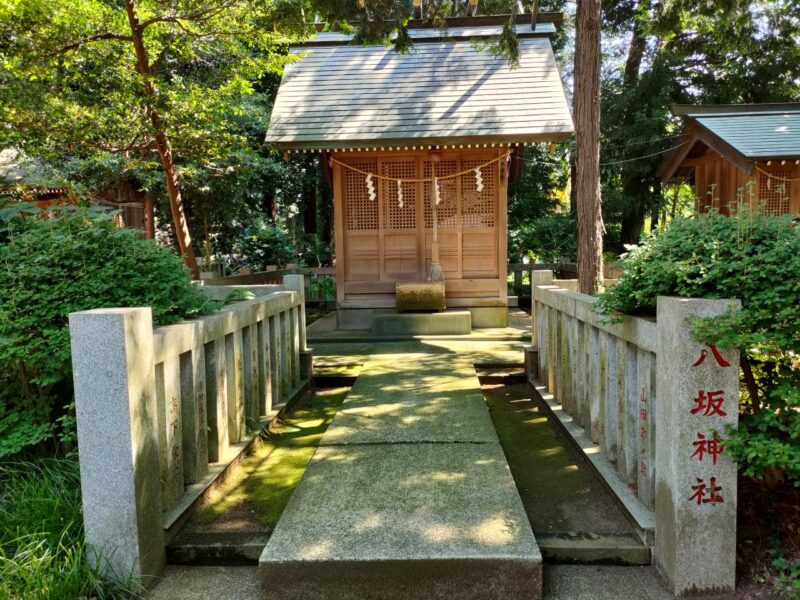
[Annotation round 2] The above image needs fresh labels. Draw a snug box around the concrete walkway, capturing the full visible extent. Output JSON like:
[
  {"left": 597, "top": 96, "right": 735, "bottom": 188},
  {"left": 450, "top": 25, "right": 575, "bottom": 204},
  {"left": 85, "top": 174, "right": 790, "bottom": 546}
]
[
  {"left": 149, "top": 336, "right": 664, "bottom": 600},
  {"left": 258, "top": 341, "right": 542, "bottom": 599}
]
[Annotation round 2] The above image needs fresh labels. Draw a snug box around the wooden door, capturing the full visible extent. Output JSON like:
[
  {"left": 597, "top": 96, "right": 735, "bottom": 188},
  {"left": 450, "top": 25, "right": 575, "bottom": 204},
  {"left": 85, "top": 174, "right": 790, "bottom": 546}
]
[
  {"left": 380, "top": 159, "right": 419, "bottom": 281},
  {"left": 459, "top": 157, "right": 499, "bottom": 279}
]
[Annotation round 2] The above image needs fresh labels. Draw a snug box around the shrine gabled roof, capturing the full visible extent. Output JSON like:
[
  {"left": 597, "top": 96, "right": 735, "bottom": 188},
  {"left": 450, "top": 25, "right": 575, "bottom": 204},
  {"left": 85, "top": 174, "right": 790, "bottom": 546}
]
[
  {"left": 266, "top": 21, "right": 574, "bottom": 151},
  {"left": 659, "top": 103, "right": 800, "bottom": 180}
]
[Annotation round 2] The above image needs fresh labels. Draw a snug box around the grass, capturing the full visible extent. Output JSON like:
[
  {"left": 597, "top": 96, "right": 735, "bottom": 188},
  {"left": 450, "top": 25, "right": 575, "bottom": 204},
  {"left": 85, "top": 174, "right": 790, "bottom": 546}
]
[
  {"left": 194, "top": 386, "right": 349, "bottom": 530},
  {"left": 0, "top": 458, "right": 134, "bottom": 600}
]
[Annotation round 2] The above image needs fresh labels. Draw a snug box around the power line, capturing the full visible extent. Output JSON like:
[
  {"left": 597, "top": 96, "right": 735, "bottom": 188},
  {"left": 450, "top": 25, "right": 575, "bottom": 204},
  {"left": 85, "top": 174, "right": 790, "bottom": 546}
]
[
  {"left": 602, "top": 133, "right": 683, "bottom": 151},
  {"left": 511, "top": 140, "right": 688, "bottom": 168},
  {"left": 599, "top": 141, "right": 688, "bottom": 165}
]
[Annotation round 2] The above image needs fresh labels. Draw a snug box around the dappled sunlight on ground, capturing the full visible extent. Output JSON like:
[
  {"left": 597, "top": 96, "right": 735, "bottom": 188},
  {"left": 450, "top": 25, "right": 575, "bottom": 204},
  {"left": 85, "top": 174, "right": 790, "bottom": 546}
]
[{"left": 187, "top": 387, "right": 350, "bottom": 532}]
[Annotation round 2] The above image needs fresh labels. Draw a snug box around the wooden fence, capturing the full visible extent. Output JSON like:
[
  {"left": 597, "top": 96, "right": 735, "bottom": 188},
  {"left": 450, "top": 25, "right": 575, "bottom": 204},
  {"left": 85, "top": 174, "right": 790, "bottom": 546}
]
[{"left": 204, "top": 266, "right": 336, "bottom": 306}]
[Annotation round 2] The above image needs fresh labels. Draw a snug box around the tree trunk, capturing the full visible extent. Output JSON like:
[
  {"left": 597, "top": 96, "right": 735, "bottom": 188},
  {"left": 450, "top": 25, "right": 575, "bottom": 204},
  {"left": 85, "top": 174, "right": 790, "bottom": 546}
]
[
  {"left": 574, "top": 0, "right": 604, "bottom": 294},
  {"left": 124, "top": 0, "right": 199, "bottom": 278},
  {"left": 569, "top": 157, "right": 577, "bottom": 215},
  {"left": 304, "top": 184, "right": 317, "bottom": 237},
  {"left": 623, "top": 6, "right": 647, "bottom": 88}
]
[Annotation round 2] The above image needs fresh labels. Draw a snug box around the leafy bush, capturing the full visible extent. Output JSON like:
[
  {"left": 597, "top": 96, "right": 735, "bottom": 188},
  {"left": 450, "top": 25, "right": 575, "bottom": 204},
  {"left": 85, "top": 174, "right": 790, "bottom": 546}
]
[
  {"left": 511, "top": 213, "right": 577, "bottom": 268},
  {"left": 0, "top": 459, "right": 133, "bottom": 599},
  {"left": 0, "top": 204, "right": 215, "bottom": 457},
  {"left": 235, "top": 221, "right": 296, "bottom": 272},
  {"left": 597, "top": 210, "right": 800, "bottom": 486}
]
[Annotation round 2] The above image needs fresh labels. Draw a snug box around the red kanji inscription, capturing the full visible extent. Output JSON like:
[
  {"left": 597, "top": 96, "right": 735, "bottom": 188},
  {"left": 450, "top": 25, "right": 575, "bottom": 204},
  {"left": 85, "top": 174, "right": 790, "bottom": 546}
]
[
  {"left": 692, "top": 344, "right": 731, "bottom": 367},
  {"left": 690, "top": 390, "right": 727, "bottom": 416},
  {"left": 691, "top": 432, "right": 723, "bottom": 465},
  {"left": 688, "top": 477, "right": 724, "bottom": 505}
]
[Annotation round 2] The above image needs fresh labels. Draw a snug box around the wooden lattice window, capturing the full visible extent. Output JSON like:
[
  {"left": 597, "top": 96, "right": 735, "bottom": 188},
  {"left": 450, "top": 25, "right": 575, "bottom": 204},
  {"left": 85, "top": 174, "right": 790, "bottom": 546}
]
[
  {"left": 758, "top": 170, "right": 791, "bottom": 215},
  {"left": 344, "top": 160, "right": 379, "bottom": 230},
  {"left": 423, "top": 160, "right": 459, "bottom": 229},
  {"left": 382, "top": 160, "right": 417, "bottom": 230},
  {"left": 460, "top": 159, "right": 497, "bottom": 227}
]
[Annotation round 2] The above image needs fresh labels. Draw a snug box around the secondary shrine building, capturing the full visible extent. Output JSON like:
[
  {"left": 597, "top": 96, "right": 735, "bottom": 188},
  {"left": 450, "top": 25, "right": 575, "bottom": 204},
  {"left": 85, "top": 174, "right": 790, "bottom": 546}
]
[
  {"left": 659, "top": 103, "right": 800, "bottom": 215},
  {"left": 267, "top": 14, "right": 573, "bottom": 327}
]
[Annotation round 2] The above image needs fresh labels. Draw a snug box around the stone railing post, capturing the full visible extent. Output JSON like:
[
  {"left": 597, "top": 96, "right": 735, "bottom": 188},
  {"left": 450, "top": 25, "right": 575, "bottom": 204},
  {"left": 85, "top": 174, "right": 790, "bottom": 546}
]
[
  {"left": 283, "top": 274, "right": 307, "bottom": 351},
  {"left": 654, "top": 297, "right": 740, "bottom": 596},
  {"left": 69, "top": 307, "right": 165, "bottom": 590},
  {"left": 530, "top": 269, "right": 554, "bottom": 348}
]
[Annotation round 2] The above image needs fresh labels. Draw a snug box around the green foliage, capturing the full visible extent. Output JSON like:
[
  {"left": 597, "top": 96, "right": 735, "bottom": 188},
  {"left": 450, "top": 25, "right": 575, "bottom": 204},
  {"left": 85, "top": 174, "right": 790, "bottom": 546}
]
[
  {"left": 0, "top": 459, "right": 134, "bottom": 599},
  {"left": 507, "top": 143, "right": 570, "bottom": 231},
  {"left": 597, "top": 210, "right": 800, "bottom": 486},
  {"left": 773, "top": 555, "right": 800, "bottom": 599},
  {"left": 235, "top": 221, "right": 296, "bottom": 272},
  {"left": 223, "top": 288, "right": 257, "bottom": 305},
  {"left": 511, "top": 213, "right": 576, "bottom": 268},
  {"left": 0, "top": 205, "right": 214, "bottom": 457}
]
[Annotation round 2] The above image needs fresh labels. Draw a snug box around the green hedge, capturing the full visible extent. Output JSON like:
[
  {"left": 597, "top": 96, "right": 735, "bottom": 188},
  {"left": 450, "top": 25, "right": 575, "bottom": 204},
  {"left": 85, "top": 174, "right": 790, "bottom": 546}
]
[
  {"left": 597, "top": 210, "right": 800, "bottom": 487},
  {"left": 0, "top": 204, "right": 215, "bottom": 458}
]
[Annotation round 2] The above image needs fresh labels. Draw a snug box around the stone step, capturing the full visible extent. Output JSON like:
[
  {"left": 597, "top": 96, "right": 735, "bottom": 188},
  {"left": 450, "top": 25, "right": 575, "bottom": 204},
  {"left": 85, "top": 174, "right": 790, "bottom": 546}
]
[
  {"left": 371, "top": 310, "right": 471, "bottom": 336},
  {"left": 536, "top": 533, "right": 651, "bottom": 565},
  {"left": 167, "top": 532, "right": 271, "bottom": 566}
]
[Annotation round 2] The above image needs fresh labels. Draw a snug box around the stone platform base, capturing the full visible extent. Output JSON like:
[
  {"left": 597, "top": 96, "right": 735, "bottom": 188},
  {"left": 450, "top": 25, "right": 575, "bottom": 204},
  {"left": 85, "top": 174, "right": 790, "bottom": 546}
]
[
  {"left": 337, "top": 306, "right": 507, "bottom": 331},
  {"left": 372, "top": 311, "right": 471, "bottom": 336}
]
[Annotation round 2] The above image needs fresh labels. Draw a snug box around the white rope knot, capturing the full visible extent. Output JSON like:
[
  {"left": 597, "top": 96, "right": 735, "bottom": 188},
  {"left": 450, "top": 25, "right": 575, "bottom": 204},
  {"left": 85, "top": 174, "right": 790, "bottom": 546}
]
[{"left": 433, "top": 177, "right": 441, "bottom": 206}]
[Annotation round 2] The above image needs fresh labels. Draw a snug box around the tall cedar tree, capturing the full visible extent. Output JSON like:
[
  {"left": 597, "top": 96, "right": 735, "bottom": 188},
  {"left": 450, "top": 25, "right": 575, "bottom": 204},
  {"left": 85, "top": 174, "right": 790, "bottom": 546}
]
[{"left": 574, "top": 0, "right": 604, "bottom": 293}]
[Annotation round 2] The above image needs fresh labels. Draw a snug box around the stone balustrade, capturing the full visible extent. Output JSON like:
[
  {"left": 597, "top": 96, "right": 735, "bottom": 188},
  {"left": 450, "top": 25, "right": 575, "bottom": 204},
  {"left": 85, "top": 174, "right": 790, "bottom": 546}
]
[
  {"left": 68, "top": 275, "right": 310, "bottom": 589},
  {"left": 531, "top": 270, "right": 741, "bottom": 596}
]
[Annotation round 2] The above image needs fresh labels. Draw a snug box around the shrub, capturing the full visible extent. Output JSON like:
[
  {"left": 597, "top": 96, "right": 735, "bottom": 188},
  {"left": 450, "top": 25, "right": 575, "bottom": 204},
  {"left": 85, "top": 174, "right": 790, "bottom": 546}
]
[
  {"left": 597, "top": 210, "right": 800, "bottom": 486},
  {"left": 0, "top": 205, "right": 215, "bottom": 457},
  {"left": 235, "top": 221, "right": 296, "bottom": 272}
]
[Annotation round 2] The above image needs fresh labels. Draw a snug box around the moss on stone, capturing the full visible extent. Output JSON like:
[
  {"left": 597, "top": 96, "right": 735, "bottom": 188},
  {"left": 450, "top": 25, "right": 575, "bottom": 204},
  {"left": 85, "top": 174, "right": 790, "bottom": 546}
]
[
  {"left": 483, "top": 382, "right": 632, "bottom": 535},
  {"left": 192, "top": 387, "right": 349, "bottom": 530}
]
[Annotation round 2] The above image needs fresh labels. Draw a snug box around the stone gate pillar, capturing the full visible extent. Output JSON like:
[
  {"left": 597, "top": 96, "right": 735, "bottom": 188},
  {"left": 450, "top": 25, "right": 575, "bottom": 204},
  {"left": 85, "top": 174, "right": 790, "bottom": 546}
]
[
  {"left": 655, "top": 297, "right": 740, "bottom": 596},
  {"left": 69, "top": 307, "right": 165, "bottom": 589}
]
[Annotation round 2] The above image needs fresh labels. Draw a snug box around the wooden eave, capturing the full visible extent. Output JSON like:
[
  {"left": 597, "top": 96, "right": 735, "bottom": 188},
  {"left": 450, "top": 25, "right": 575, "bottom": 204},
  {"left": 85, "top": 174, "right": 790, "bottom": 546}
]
[
  {"left": 275, "top": 131, "right": 572, "bottom": 153},
  {"left": 659, "top": 121, "right": 754, "bottom": 181}
]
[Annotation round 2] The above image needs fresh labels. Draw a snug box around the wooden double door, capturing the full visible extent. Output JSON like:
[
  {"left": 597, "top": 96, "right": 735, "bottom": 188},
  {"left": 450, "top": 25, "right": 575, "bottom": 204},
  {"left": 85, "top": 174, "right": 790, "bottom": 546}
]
[{"left": 334, "top": 149, "right": 507, "bottom": 305}]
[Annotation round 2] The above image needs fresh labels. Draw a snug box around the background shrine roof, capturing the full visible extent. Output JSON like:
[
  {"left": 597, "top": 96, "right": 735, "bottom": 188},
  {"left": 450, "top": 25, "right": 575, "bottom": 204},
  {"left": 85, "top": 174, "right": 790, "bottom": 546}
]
[
  {"left": 659, "top": 103, "right": 800, "bottom": 179},
  {"left": 266, "top": 18, "right": 573, "bottom": 151}
]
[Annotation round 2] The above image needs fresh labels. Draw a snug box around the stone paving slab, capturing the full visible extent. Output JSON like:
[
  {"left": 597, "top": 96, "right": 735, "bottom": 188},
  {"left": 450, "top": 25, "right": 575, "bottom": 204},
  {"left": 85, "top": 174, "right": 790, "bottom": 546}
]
[
  {"left": 321, "top": 390, "right": 498, "bottom": 445},
  {"left": 320, "top": 354, "right": 497, "bottom": 445},
  {"left": 259, "top": 339, "right": 542, "bottom": 599},
  {"left": 148, "top": 565, "right": 676, "bottom": 600},
  {"left": 259, "top": 442, "right": 541, "bottom": 599}
]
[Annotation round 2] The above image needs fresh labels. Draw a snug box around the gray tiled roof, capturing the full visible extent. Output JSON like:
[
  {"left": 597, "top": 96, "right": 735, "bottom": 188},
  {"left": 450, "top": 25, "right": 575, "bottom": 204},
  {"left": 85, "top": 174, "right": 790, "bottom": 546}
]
[{"left": 266, "top": 36, "right": 573, "bottom": 150}]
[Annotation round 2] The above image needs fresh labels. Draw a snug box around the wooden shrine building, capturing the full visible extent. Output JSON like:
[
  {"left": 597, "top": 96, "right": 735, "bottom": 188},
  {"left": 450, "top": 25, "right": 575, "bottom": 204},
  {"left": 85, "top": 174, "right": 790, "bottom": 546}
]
[
  {"left": 267, "top": 14, "right": 573, "bottom": 327},
  {"left": 659, "top": 104, "right": 800, "bottom": 215}
]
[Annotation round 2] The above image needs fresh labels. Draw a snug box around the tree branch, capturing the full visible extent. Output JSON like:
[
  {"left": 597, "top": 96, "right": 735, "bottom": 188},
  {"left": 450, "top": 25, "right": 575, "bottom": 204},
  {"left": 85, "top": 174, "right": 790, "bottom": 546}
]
[
  {"left": 138, "top": 2, "right": 236, "bottom": 31},
  {"left": 51, "top": 32, "right": 133, "bottom": 55}
]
